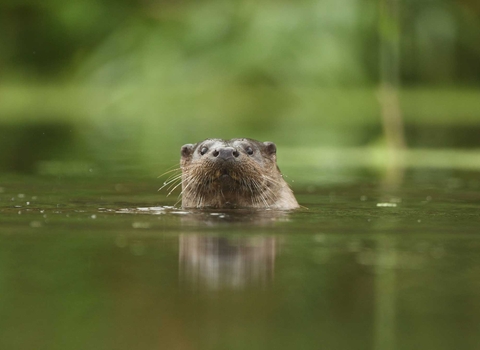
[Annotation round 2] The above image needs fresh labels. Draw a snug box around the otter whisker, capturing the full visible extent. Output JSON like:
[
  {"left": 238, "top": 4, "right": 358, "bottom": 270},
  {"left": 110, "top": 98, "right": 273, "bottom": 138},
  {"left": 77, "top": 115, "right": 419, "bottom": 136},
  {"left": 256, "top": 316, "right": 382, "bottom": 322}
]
[
  {"left": 157, "top": 166, "right": 182, "bottom": 179},
  {"left": 261, "top": 174, "right": 282, "bottom": 187},
  {"left": 166, "top": 179, "right": 183, "bottom": 193},
  {"left": 162, "top": 171, "right": 182, "bottom": 183},
  {"left": 168, "top": 180, "right": 185, "bottom": 197},
  {"left": 257, "top": 179, "right": 280, "bottom": 208},
  {"left": 251, "top": 180, "right": 269, "bottom": 208},
  {"left": 244, "top": 177, "right": 263, "bottom": 208},
  {"left": 176, "top": 173, "right": 198, "bottom": 198},
  {"left": 158, "top": 174, "right": 182, "bottom": 192}
]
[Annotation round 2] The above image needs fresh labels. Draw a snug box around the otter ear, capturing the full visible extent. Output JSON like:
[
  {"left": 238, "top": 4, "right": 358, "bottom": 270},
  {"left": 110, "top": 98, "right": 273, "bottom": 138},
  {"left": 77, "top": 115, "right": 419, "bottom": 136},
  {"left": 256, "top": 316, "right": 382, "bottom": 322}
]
[
  {"left": 263, "top": 142, "right": 277, "bottom": 156},
  {"left": 181, "top": 144, "right": 195, "bottom": 158}
]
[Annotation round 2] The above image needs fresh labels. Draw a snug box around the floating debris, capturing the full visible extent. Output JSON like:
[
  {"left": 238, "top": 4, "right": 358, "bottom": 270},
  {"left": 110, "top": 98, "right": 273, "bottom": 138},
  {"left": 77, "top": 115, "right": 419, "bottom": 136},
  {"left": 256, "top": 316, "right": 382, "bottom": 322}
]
[
  {"left": 376, "top": 203, "right": 397, "bottom": 207},
  {"left": 114, "top": 207, "right": 169, "bottom": 215},
  {"left": 172, "top": 211, "right": 189, "bottom": 215}
]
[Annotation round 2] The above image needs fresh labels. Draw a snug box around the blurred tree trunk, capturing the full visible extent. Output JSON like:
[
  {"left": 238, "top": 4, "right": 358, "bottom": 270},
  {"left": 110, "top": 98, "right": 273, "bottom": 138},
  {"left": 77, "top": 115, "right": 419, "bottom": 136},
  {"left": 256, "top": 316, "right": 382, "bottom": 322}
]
[
  {"left": 375, "top": 1, "right": 404, "bottom": 350},
  {"left": 378, "top": 0, "right": 406, "bottom": 185}
]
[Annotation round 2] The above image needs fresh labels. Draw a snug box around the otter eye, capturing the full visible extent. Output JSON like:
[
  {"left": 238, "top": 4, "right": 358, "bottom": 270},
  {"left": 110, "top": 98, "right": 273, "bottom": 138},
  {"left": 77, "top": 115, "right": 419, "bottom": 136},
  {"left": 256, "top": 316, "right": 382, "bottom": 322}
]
[
  {"left": 200, "top": 147, "right": 208, "bottom": 155},
  {"left": 245, "top": 147, "right": 254, "bottom": 155}
]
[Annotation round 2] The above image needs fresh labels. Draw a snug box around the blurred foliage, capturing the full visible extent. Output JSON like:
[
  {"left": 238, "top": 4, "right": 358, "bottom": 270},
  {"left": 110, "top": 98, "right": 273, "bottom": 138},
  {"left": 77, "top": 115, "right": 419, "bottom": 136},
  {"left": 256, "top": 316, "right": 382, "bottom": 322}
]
[
  {"left": 2, "top": 0, "right": 479, "bottom": 84},
  {"left": 0, "top": 0, "right": 479, "bottom": 174}
]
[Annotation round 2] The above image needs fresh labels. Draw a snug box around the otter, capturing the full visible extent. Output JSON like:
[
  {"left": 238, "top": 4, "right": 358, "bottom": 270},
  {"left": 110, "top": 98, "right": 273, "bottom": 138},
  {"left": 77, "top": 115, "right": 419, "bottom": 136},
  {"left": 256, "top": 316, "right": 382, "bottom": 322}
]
[{"left": 179, "top": 138, "right": 299, "bottom": 210}]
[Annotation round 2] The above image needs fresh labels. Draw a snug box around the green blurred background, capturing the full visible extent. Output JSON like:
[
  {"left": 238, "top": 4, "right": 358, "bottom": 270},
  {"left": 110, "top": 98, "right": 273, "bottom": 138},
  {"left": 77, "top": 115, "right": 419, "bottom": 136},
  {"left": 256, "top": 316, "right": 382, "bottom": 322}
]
[
  {"left": 1, "top": 0, "right": 479, "bottom": 177},
  {"left": 1, "top": 5, "right": 480, "bottom": 349}
]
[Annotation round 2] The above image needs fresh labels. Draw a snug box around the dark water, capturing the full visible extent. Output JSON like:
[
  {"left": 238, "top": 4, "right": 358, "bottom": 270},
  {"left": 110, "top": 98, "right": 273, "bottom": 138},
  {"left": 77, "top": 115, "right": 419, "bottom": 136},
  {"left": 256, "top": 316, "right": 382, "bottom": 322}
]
[{"left": 0, "top": 170, "right": 479, "bottom": 350}]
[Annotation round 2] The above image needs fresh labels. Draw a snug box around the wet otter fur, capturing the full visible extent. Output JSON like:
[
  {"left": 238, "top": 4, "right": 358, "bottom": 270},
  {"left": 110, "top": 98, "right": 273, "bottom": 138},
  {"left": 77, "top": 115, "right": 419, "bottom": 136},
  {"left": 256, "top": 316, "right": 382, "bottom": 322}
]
[{"left": 179, "top": 138, "right": 299, "bottom": 209}]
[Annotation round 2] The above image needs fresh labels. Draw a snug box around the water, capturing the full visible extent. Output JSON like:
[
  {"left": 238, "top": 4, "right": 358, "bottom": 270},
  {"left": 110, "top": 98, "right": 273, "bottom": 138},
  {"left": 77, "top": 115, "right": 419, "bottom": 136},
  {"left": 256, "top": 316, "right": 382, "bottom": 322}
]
[{"left": 0, "top": 169, "right": 479, "bottom": 350}]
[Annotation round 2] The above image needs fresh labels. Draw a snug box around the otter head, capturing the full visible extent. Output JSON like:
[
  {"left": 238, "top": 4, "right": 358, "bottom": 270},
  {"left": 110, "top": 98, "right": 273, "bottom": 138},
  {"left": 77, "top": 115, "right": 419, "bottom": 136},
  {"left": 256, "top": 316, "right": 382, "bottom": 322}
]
[{"left": 179, "top": 138, "right": 299, "bottom": 209}]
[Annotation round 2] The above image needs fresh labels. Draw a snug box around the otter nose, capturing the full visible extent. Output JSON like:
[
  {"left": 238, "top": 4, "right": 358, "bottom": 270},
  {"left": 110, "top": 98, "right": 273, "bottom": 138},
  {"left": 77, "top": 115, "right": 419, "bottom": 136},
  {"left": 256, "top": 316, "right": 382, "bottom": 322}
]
[{"left": 212, "top": 147, "right": 239, "bottom": 160}]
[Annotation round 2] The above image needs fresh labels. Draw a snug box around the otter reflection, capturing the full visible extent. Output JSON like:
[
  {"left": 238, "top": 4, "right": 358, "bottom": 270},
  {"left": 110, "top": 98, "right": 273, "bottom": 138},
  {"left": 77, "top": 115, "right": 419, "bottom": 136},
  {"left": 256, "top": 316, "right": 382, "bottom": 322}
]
[{"left": 179, "top": 234, "right": 277, "bottom": 290}]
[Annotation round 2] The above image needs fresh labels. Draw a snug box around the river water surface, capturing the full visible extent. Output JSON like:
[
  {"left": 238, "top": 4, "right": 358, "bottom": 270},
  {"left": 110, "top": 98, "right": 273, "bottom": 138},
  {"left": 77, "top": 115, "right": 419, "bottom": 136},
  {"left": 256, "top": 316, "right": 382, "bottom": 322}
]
[{"left": 0, "top": 168, "right": 479, "bottom": 350}]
